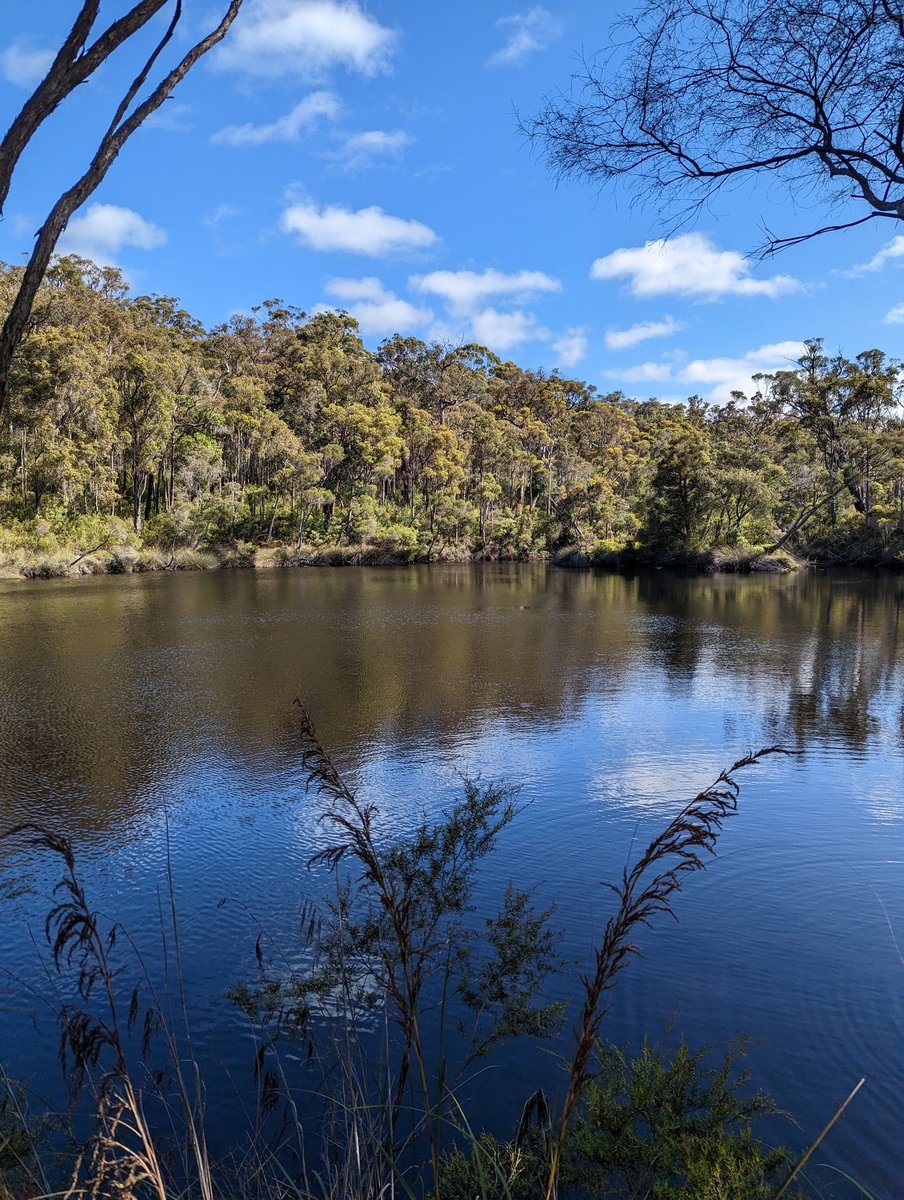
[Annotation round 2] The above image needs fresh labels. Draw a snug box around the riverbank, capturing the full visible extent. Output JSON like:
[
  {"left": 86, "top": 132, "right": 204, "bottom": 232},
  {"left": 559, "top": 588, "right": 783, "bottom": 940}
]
[
  {"left": 3, "top": 520, "right": 904, "bottom": 580},
  {"left": 4, "top": 538, "right": 903, "bottom": 580},
  {"left": 0, "top": 539, "right": 800, "bottom": 579}
]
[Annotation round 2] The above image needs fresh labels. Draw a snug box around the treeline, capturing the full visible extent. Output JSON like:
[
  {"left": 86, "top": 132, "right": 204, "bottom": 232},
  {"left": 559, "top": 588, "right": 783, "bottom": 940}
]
[{"left": 1, "top": 255, "right": 903, "bottom": 573}]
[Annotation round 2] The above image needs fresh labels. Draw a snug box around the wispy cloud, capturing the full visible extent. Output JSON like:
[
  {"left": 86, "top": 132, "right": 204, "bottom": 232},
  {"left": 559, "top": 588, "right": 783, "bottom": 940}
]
[
  {"left": 410, "top": 267, "right": 560, "bottom": 313},
  {"left": 212, "top": 91, "right": 339, "bottom": 146},
  {"left": 216, "top": 0, "right": 395, "bottom": 80},
  {"left": 144, "top": 102, "right": 194, "bottom": 133},
  {"left": 281, "top": 202, "right": 438, "bottom": 256},
  {"left": 59, "top": 204, "right": 166, "bottom": 265},
  {"left": 552, "top": 326, "right": 589, "bottom": 367},
  {"left": 847, "top": 235, "right": 904, "bottom": 276},
  {"left": 322, "top": 276, "right": 432, "bottom": 336},
  {"left": 204, "top": 204, "right": 241, "bottom": 228},
  {"left": 468, "top": 308, "right": 544, "bottom": 351},
  {"left": 883, "top": 302, "right": 904, "bottom": 323},
  {"left": 412, "top": 267, "right": 560, "bottom": 354},
  {"left": 0, "top": 40, "right": 53, "bottom": 88},
  {"left": 591, "top": 233, "right": 800, "bottom": 300},
  {"left": 605, "top": 317, "right": 683, "bottom": 351},
  {"left": 605, "top": 340, "right": 805, "bottom": 403},
  {"left": 612, "top": 361, "right": 674, "bottom": 384},
  {"left": 486, "top": 7, "right": 563, "bottom": 67},
  {"left": 337, "top": 129, "right": 412, "bottom": 169}
]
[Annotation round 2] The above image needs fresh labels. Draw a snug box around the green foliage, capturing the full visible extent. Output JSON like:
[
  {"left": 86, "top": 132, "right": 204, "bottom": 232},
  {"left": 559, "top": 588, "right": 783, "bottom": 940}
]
[
  {"left": 439, "top": 1130, "right": 544, "bottom": 1200},
  {"left": 241, "top": 777, "right": 563, "bottom": 1070},
  {"left": 0, "top": 1075, "right": 46, "bottom": 1200},
  {"left": 5, "top": 740, "right": 816, "bottom": 1200},
  {"left": 2, "top": 259, "right": 904, "bottom": 574},
  {"left": 439, "top": 1038, "right": 794, "bottom": 1200},
  {"left": 565, "top": 1037, "right": 790, "bottom": 1200}
]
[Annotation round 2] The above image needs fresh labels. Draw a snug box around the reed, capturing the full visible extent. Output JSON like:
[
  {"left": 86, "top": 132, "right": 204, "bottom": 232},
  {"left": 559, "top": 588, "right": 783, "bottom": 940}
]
[
  {"left": 542, "top": 746, "right": 790, "bottom": 1200},
  {"left": 2, "top": 733, "right": 848, "bottom": 1200}
]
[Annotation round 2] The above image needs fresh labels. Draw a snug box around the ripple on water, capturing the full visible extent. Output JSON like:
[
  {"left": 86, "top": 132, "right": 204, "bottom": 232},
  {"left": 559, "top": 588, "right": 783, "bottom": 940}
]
[{"left": 0, "top": 567, "right": 903, "bottom": 1195}]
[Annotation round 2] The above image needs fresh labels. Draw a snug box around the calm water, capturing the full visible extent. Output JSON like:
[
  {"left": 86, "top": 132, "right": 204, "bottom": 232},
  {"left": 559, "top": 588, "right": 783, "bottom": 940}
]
[{"left": 0, "top": 565, "right": 902, "bottom": 1196}]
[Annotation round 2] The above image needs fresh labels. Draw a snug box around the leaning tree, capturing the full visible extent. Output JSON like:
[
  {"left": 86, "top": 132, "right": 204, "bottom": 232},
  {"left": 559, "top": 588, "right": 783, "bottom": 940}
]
[
  {"left": 527, "top": 0, "right": 904, "bottom": 253},
  {"left": 0, "top": 0, "right": 245, "bottom": 415}
]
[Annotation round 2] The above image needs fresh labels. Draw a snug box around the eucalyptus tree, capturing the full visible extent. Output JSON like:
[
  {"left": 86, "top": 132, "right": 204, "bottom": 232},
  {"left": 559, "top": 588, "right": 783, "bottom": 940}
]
[
  {"left": 0, "top": 0, "right": 244, "bottom": 413},
  {"left": 769, "top": 340, "right": 902, "bottom": 524}
]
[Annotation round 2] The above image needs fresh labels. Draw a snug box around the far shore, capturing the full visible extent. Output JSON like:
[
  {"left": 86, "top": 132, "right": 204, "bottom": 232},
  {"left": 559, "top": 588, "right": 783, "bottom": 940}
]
[{"left": 4, "top": 539, "right": 902, "bottom": 583}]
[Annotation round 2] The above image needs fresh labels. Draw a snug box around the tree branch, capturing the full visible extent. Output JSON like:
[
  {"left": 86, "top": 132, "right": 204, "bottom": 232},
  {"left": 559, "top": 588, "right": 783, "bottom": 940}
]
[
  {"left": 0, "top": 0, "right": 244, "bottom": 416},
  {"left": 0, "top": 2, "right": 171, "bottom": 216}
]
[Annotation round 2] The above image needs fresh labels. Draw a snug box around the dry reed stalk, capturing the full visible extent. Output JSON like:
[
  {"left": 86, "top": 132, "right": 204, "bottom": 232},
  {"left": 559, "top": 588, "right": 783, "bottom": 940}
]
[
  {"left": 543, "top": 746, "right": 791, "bottom": 1200},
  {"left": 294, "top": 699, "right": 525, "bottom": 1200}
]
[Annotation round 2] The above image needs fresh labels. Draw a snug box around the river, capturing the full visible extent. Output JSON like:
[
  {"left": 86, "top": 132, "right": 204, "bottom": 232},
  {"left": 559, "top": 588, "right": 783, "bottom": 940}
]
[{"left": 0, "top": 564, "right": 902, "bottom": 1196}]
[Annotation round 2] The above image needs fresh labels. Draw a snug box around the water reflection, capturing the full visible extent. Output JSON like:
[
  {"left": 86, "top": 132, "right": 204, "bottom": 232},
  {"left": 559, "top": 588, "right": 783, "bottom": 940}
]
[
  {"left": 0, "top": 568, "right": 901, "bottom": 844},
  {"left": 0, "top": 565, "right": 902, "bottom": 1196}
]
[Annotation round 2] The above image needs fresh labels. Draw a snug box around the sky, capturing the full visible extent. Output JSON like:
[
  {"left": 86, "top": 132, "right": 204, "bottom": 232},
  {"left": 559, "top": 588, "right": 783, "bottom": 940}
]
[{"left": 1, "top": 0, "right": 904, "bottom": 405}]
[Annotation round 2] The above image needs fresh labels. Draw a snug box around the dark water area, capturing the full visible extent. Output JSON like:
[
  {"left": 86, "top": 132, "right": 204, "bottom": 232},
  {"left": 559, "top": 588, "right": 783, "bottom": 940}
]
[{"left": 0, "top": 565, "right": 902, "bottom": 1197}]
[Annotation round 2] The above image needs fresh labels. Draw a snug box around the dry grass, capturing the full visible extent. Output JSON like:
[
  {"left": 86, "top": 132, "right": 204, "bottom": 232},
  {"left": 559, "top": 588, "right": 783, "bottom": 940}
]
[{"left": 1, "top": 736, "right": 822, "bottom": 1200}]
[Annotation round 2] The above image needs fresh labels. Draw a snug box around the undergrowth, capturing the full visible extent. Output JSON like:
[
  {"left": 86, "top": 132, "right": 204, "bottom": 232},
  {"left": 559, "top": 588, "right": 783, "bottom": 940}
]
[{"left": 0, "top": 722, "right": 848, "bottom": 1200}]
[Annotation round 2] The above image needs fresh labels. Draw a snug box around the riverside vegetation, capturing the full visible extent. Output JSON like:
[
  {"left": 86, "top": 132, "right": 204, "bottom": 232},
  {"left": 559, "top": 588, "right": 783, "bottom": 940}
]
[
  {"left": 2, "top": 727, "right": 842, "bottom": 1200},
  {"left": 0, "top": 256, "right": 903, "bottom": 579}
]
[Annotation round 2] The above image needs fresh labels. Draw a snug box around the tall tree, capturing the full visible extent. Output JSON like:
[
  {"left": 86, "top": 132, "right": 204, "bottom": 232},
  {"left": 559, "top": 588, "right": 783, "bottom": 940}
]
[{"left": 0, "top": 0, "right": 244, "bottom": 415}]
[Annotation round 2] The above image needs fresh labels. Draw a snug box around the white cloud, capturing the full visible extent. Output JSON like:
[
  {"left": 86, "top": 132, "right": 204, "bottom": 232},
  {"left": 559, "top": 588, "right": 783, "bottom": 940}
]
[
  {"left": 323, "top": 276, "right": 432, "bottom": 336},
  {"left": 848, "top": 235, "right": 904, "bottom": 275},
  {"left": 212, "top": 91, "right": 339, "bottom": 145},
  {"left": 59, "top": 204, "right": 166, "bottom": 264},
  {"left": 410, "top": 268, "right": 561, "bottom": 313},
  {"left": 339, "top": 129, "right": 412, "bottom": 168},
  {"left": 412, "top": 267, "right": 560, "bottom": 354},
  {"left": 216, "top": 0, "right": 394, "bottom": 80},
  {"left": 618, "top": 341, "right": 804, "bottom": 402},
  {"left": 591, "top": 233, "right": 800, "bottom": 300},
  {"left": 884, "top": 302, "right": 904, "bottom": 324},
  {"left": 468, "top": 308, "right": 541, "bottom": 351},
  {"left": 612, "top": 361, "right": 675, "bottom": 384},
  {"left": 281, "top": 202, "right": 438, "bottom": 256},
  {"left": 1, "top": 41, "right": 53, "bottom": 88},
  {"left": 204, "top": 204, "right": 241, "bottom": 227},
  {"left": 680, "top": 341, "right": 804, "bottom": 389},
  {"left": 552, "top": 326, "right": 589, "bottom": 366},
  {"left": 143, "top": 102, "right": 194, "bottom": 132},
  {"left": 606, "top": 340, "right": 806, "bottom": 402},
  {"left": 486, "top": 6, "right": 562, "bottom": 67},
  {"left": 605, "top": 317, "right": 683, "bottom": 351}
]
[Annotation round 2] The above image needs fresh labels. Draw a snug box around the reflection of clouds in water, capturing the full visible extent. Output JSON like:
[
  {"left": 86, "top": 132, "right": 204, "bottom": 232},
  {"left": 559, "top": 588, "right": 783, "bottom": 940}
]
[
  {"left": 589, "top": 752, "right": 729, "bottom": 821},
  {"left": 280, "top": 719, "right": 559, "bottom": 862},
  {"left": 2, "top": 568, "right": 904, "bottom": 1194},
  {"left": 847, "top": 760, "right": 904, "bottom": 824}
]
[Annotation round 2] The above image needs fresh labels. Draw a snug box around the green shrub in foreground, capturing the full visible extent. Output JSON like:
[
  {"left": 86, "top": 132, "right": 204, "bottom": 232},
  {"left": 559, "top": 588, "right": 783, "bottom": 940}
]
[{"left": 439, "top": 1038, "right": 796, "bottom": 1200}]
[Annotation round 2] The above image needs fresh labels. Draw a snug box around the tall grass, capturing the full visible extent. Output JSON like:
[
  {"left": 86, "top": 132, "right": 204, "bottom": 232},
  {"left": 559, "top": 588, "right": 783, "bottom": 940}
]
[{"left": 1, "top": 727, "right": 848, "bottom": 1200}]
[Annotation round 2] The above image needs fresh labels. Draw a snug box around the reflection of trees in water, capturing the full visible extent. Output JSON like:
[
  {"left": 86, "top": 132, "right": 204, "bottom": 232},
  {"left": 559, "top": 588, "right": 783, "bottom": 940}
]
[
  {"left": 630, "top": 572, "right": 903, "bottom": 750},
  {"left": 767, "top": 578, "right": 902, "bottom": 750},
  {"left": 0, "top": 567, "right": 901, "bottom": 841}
]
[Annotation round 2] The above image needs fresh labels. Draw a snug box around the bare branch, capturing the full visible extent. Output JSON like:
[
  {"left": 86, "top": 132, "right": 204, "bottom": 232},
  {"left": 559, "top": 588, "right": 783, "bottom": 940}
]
[
  {"left": 527, "top": 0, "right": 904, "bottom": 252},
  {"left": 0, "top": 2, "right": 171, "bottom": 216}
]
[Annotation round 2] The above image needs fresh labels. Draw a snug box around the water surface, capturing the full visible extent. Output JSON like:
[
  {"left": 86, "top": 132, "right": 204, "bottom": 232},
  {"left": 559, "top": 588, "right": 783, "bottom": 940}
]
[{"left": 0, "top": 565, "right": 902, "bottom": 1196}]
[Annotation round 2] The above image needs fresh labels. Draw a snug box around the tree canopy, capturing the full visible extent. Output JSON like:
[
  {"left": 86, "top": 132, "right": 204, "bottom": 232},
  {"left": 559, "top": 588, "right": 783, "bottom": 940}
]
[
  {"left": 527, "top": 0, "right": 904, "bottom": 253},
  {"left": 0, "top": 0, "right": 244, "bottom": 413},
  {"left": 1, "top": 257, "right": 903, "bottom": 574}
]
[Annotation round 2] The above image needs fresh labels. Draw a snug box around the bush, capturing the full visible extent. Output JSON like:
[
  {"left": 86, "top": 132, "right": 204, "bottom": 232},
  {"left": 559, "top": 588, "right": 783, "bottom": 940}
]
[
  {"left": 564, "top": 1038, "right": 792, "bottom": 1200},
  {"left": 368, "top": 522, "right": 419, "bottom": 557}
]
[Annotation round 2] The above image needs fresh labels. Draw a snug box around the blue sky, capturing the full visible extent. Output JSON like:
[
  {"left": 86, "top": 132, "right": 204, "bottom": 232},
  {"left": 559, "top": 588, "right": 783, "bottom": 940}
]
[{"left": 2, "top": 0, "right": 904, "bottom": 404}]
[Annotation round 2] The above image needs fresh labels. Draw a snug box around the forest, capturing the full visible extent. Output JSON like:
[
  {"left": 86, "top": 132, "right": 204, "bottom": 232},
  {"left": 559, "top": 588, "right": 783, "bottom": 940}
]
[{"left": 0, "top": 254, "right": 902, "bottom": 577}]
